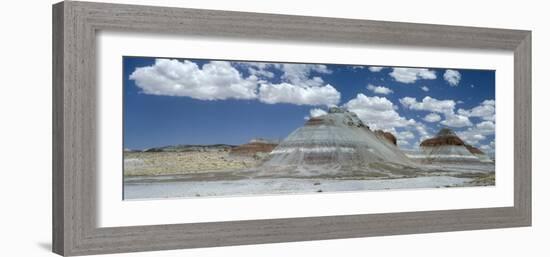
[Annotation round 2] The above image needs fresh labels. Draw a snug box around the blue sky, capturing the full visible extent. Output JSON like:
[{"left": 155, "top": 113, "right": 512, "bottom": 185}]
[{"left": 123, "top": 56, "right": 495, "bottom": 154}]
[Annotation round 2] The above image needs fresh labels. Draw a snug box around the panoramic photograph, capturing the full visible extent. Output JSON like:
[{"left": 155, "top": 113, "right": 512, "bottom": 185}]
[{"left": 123, "top": 56, "right": 496, "bottom": 200}]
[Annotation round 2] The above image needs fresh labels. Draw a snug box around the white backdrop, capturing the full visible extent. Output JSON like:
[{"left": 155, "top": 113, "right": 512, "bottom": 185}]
[{"left": 0, "top": 0, "right": 547, "bottom": 256}]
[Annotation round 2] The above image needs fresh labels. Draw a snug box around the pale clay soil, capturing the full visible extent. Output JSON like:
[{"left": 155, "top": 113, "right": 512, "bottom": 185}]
[
  {"left": 124, "top": 151, "right": 258, "bottom": 176},
  {"left": 124, "top": 151, "right": 495, "bottom": 199}
]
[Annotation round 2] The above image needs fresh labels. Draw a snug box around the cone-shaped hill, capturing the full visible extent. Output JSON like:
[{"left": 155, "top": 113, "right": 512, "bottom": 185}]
[
  {"left": 419, "top": 128, "right": 480, "bottom": 162},
  {"left": 420, "top": 128, "right": 465, "bottom": 147},
  {"left": 259, "top": 107, "right": 416, "bottom": 177}
]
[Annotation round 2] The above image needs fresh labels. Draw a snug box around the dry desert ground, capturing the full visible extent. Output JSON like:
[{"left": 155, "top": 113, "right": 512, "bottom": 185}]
[{"left": 124, "top": 151, "right": 260, "bottom": 176}]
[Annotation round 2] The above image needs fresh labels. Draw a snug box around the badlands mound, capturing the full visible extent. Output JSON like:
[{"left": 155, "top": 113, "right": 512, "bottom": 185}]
[
  {"left": 419, "top": 128, "right": 481, "bottom": 162},
  {"left": 259, "top": 107, "right": 416, "bottom": 177}
]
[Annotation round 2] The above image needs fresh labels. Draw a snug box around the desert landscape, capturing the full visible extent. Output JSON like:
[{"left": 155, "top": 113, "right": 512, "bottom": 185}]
[{"left": 124, "top": 107, "right": 494, "bottom": 200}]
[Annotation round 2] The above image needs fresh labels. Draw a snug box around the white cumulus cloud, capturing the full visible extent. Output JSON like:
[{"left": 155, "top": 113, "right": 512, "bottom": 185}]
[
  {"left": 258, "top": 83, "right": 340, "bottom": 106},
  {"left": 400, "top": 96, "right": 456, "bottom": 115},
  {"left": 457, "top": 121, "right": 495, "bottom": 145},
  {"left": 344, "top": 94, "right": 412, "bottom": 131},
  {"left": 457, "top": 99, "right": 495, "bottom": 121},
  {"left": 395, "top": 130, "right": 416, "bottom": 147},
  {"left": 308, "top": 108, "right": 328, "bottom": 119},
  {"left": 368, "top": 66, "right": 385, "bottom": 72},
  {"left": 342, "top": 94, "right": 433, "bottom": 148},
  {"left": 397, "top": 131, "right": 415, "bottom": 140},
  {"left": 414, "top": 122, "right": 430, "bottom": 141},
  {"left": 444, "top": 69, "right": 461, "bottom": 86},
  {"left": 400, "top": 96, "right": 472, "bottom": 128},
  {"left": 423, "top": 113, "right": 441, "bottom": 122},
  {"left": 421, "top": 86, "right": 429, "bottom": 92},
  {"left": 343, "top": 94, "right": 430, "bottom": 146},
  {"left": 131, "top": 59, "right": 341, "bottom": 106},
  {"left": 130, "top": 59, "right": 258, "bottom": 100},
  {"left": 279, "top": 63, "right": 331, "bottom": 87},
  {"left": 255, "top": 63, "right": 340, "bottom": 106},
  {"left": 440, "top": 113, "right": 472, "bottom": 127},
  {"left": 389, "top": 68, "right": 437, "bottom": 84},
  {"left": 367, "top": 84, "right": 393, "bottom": 95},
  {"left": 245, "top": 62, "right": 275, "bottom": 78}
]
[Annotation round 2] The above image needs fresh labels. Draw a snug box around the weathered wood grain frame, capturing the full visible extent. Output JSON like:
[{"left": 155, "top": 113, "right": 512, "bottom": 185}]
[{"left": 52, "top": 1, "right": 531, "bottom": 256}]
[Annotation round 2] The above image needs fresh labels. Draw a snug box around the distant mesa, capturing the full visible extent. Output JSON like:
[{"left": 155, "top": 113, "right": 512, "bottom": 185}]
[
  {"left": 143, "top": 144, "right": 235, "bottom": 153},
  {"left": 229, "top": 138, "right": 278, "bottom": 158}
]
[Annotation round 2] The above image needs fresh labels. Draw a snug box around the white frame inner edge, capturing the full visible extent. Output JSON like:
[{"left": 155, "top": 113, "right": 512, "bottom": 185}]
[{"left": 97, "top": 31, "right": 514, "bottom": 227}]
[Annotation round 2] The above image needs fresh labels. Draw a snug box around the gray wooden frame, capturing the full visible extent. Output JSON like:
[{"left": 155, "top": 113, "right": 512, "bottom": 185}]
[{"left": 52, "top": 1, "right": 531, "bottom": 256}]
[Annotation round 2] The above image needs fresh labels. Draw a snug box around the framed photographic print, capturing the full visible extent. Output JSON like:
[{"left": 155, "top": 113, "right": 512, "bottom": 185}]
[
  {"left": 52, "top": 1, "right": 531, "bottom": 256},
  {"left": 122, "top": 57, "right": 497, "bottom": 200}
]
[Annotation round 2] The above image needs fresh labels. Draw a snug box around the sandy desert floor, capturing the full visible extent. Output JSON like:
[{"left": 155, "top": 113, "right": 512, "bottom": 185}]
[
  {"left": 124, "top": 151, "right": 259, "bottom": 176},
  {"left": 123, "top": 151, "right": 495, "bottom": 200}
]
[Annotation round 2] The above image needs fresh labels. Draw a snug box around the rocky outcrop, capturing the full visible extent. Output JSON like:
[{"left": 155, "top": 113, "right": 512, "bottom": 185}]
[
  {"left": 464, "top": 144, "right": 484, "bottom": 154},
  {"left": 375, "top": 130, "right": 397, "bottom": 145}
]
